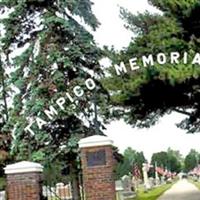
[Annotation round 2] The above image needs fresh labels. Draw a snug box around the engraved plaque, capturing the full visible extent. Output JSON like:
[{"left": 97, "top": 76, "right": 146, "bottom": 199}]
[{"left": 86, "top": 150, "right": 106, "bottom": 167}]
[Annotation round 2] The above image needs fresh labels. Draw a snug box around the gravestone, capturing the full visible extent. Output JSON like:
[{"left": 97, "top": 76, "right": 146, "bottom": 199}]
[
  {"left": 149, "top": 177, "right": 155, "bottom": 188},
  {"left": 115, "top": 180, "right": 124, "bottom": 200},
  {"left": 120, "top": 175, "right": 136, "bottom": 199},
  {"left": 132, "top": 176, "right": 139, "bottom": 191},
  {"left": 122, "top": 175, "right": 132, "bottom": 191}
]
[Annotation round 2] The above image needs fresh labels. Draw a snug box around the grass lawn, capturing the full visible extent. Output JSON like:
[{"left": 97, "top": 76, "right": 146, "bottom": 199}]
[{"left": 127, "top": 182, "right": 175, "bottom": 200}]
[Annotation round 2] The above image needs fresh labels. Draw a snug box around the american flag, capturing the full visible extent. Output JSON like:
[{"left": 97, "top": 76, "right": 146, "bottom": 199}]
[
  {"left": 132, "top": 164, "right": 141, "bottom": 179},
  {"left": 156, "top": 166, "right": 165, "bottom": 175},
  {"left": 191, "top": 165, "right": 200, "bottom": 175}
]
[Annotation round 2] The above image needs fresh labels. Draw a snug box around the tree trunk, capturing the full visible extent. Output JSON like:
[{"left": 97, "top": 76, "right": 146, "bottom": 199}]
[
  {"left": 70, "top": 163, "right": 81, "bottom": 200},
  {"left": 0, "top": 59, "right": 8, "bottom": 122}
]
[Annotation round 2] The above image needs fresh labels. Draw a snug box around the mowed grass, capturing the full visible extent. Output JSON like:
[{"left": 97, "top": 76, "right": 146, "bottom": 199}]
[{"left": 127, "top": 182, "right": 175, "bottom": 200}]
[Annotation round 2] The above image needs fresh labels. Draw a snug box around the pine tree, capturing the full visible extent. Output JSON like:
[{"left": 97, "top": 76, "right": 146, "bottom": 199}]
[
  {"left": 103, "top": 0, "right": 200, "bottom": 133},
  {"left": 0, "top": 1, "right": 108, "bottom": 199},
  {"left": 0, "top": 58, "right": 11, "bottom": 176}
]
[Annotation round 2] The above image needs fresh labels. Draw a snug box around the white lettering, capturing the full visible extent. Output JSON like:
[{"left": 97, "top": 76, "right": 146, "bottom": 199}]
[
  {"left": 142, "top": 54, "right": 154, "bottom": 67},
  {"left": 129, "top": 57, "right": 140, "bottom": 71},
  {"left": 66, "top": 92, "right": 74, "bottom": 103},
  {"left": 192, "top": 53, "right": 200, "bottom": 65},
  {"left": 24, "top": 122, "right": 35, "bottom": 135},
  {"left": 171, "top": 52, "right": 180, "bottom": 64},
  {"left": 157, "top": 53, "right": 167, "bottom": 65},
  {"left": 56, "top": 97, "right": 66, "bottom": 110},
  {"left": 114, "top": 62, "right": 127, "bottom": 75},
  {"left": 73, "top": 86, "right": 84, "bottom": 97},
  {"left": 183, "top": 52, "right": 188, "bottom": 64},
  {"left": 44, "top": 106, "right": 58, "bottom": 120},
  {"left": 36, "top": 117, "right": 47, "bottom": 129},
  {"left": 85, "top": 78, "right": 96, "bottom": 90}
]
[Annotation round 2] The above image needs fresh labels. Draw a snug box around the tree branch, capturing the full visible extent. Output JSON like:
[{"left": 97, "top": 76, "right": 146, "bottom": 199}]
[
  {"left": 0, "top": 58, "right": 8, "bottom": 122},
  {"left": 173, "top": 108, "right": 192, "bottom": 116}
]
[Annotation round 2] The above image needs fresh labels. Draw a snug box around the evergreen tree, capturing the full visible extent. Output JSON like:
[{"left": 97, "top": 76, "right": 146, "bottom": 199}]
[
  {"left": 0, "top": 1, "right": 108, "bottom": 199},
  {"left": 115, "top": 147, "right": 146, "bottom": 179},
  {"left": 103, "top": 0, "right": 200, "bottom": 133},
  {"left": 0, "top": 57, "right": 11, "bottom": 176}
]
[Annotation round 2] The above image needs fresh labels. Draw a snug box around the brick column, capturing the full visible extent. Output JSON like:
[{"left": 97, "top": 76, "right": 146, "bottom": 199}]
[
  {"left": 79, "top": 135, "right": 116, "bottom": 200},
  {"left": 4, "top": 161, "right": 43, "bottom": 200}
]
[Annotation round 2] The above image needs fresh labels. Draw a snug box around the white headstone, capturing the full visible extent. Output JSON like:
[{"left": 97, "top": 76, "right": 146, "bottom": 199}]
[{"left": 122, "top": 175, "right": 132, "bottom": 192}]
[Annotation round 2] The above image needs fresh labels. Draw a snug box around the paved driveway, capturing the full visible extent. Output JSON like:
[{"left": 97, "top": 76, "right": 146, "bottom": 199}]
[{"left": 158, "top": 179, "right": 200, "bottom": 200}]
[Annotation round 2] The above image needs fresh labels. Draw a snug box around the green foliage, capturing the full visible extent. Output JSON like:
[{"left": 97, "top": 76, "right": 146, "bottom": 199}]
[
  {"left": 115, "top": 147, "right": 146, "bottom": 179},
  {"left": 151, "top": 152, "right": 169, "bottom": 168},
  {"left": 0, "top": 63, "right": 11, "bottom": 171},
  {"left": 184, "top": 149, "right": 200, "bottom": 172},
  {"left": 31, "top": 151, "right": 46, "bottom": 162},
  {"left": 103, "top": 0, "right": 200, "bottom": 133},
  {"left": 151, "top": 149, "right": 182, "bottom": 173},
  {"left": 43, "top": 160, "right": 69, "bottom": 185},
  {"left": 149, "top": 0, "right": 199, "bottom": 16},
  {"left": 0, "top": 2, "right": 110, "bottom": 198},
  {"left": 167, "top": 148, "right": 183, "bottom": 172},
  {"left": 0, "top": 3, "right": 111, "bottom": 191}
]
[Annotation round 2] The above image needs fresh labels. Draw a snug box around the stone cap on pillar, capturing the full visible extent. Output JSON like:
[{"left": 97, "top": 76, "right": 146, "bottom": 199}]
[
  {"left": 79, "top": 135, "right": 113, "bottom": 148},
  {"left": 4, "top": 161, "right": 43, "bottom": 174}
]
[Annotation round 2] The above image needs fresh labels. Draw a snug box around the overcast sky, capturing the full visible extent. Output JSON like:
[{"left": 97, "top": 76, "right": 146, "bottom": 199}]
[{"left": 91, "top": 0, "right": 200, "bottom": 161}]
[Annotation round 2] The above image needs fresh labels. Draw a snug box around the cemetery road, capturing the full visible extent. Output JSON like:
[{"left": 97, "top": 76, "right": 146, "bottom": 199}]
[{"left": 157, "top": 179, "right": 200, "bottom": 200}]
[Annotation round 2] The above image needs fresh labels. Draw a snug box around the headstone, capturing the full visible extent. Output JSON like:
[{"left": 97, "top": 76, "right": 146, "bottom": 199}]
[
  {"left": 149, "top": 177, "right": 155, "bottom": 188},
  {"left": 122, "top": 175, "right": 132, "bottom": 192},
  {"left": 161, "top": 176, "right": 165, "bottom": 184},
  {"left": 132, "top": 176, "right": 139, "bottom": 191},
  {"left": 115, "top": 180, "right": 124, "bottom": 200},
  {"left": 121, "top": 175, "right": 136, "bottom": 199}
]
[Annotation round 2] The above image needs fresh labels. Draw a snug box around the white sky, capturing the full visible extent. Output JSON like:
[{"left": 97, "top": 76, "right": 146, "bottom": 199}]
[{"left": 91, "top": 0, "right": 200, "bottom": 161}]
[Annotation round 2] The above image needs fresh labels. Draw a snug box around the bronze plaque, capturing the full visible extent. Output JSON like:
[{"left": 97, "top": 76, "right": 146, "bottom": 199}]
[{"left": 86, "top": 150, "right": 106, "bottom": 167}]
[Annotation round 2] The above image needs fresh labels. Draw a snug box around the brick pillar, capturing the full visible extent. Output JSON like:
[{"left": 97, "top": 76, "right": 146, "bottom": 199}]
[
  {"left": 4, "top": 161, "right": 43, "bottom": 200},
  {"left": 79, "top": 135, "right": 116, "bottom": 200}
]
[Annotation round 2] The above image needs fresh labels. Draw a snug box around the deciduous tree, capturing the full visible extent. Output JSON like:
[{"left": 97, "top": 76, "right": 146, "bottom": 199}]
[{"left": 184, "top": 149, "right": 200, "bottom": 172}]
